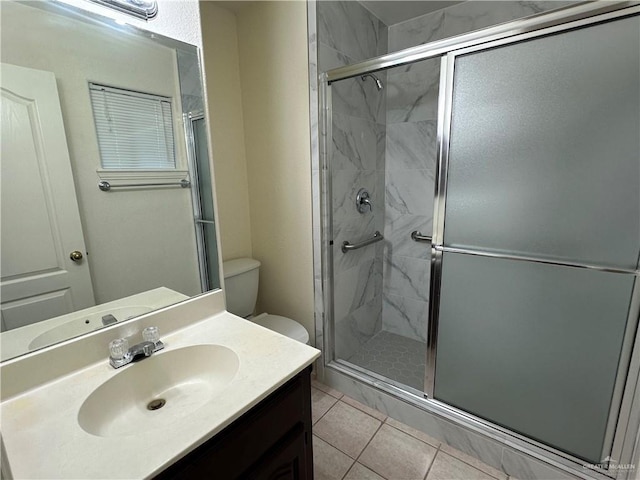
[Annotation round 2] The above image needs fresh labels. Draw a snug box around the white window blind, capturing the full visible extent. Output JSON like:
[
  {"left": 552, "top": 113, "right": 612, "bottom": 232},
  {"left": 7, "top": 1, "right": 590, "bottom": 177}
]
[{"left": 89, "top": 83, "right": 176, "bottom": 170}]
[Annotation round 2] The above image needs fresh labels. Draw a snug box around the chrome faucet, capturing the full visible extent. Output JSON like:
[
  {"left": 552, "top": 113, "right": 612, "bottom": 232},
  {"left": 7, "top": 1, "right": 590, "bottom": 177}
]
[{"left": 108, "top": 326, "right": 164, "bottom": 369}]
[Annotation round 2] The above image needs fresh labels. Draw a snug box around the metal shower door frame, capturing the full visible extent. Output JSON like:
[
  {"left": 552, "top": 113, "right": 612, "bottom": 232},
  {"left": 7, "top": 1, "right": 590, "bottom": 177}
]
[
  {"left": 427, "top": 9, "right": 640, "bottom": 471},
  {"left": 184, "top": 110, "right": 212, "bottom": 292},
  {"left": 320, "top": 3, "right": 640, "bottom": 478}
]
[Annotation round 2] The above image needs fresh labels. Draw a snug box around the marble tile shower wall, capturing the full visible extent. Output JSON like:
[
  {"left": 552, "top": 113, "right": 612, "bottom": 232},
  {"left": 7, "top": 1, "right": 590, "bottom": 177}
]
[
  {"left": 381, "top": 58, "right": 438, "bottom": 343},
  {"left": 381, "top": 1, "right": 575, "bottom": 343},
  {"left": 176, "top": 49, "right": 204, "bottom": 114},
  {"left": 317, "top": 1, "right": 388, "bottom": 359},
  {"left": 316, "top": 1, "right": 576, "bottom": 354},
  {"left": 388, "top": 1, "right": 576, "bottom": 53}
]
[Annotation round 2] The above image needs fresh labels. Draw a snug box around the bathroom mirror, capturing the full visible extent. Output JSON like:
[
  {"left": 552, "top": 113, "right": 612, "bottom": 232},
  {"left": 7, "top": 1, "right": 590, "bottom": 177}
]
[{"left": 0, "top": 0, "right": 220, "bottom": 361}]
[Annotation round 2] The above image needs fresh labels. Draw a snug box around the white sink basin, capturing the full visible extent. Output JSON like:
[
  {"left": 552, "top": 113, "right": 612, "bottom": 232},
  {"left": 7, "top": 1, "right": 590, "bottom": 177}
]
[
  {"left": 29, "top": 306, "right": 153, "bottom": 350},
  {"left": 78, "top": 345, "right": 239, "bottom": 437}
]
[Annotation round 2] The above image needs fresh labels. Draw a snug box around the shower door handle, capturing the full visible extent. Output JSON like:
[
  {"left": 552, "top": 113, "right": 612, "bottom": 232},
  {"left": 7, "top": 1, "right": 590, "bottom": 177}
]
[{"left": 411, "top": 231, "right": 432, "bottom": 243}]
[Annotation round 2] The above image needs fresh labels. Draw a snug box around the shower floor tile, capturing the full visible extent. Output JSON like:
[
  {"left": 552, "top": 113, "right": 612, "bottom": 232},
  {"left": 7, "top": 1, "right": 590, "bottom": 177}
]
[{"left": 348, "top": 331, "right": 426, "bottom": 390}]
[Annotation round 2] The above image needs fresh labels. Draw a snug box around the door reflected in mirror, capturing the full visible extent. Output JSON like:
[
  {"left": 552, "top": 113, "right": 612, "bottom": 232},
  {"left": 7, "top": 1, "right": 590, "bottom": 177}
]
[{"left": 0, "top": 0, "right": 219, "bottom": 361}]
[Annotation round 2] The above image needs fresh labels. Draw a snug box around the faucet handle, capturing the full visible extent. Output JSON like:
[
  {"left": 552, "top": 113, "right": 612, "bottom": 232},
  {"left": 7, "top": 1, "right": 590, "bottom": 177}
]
[
  {"left": 109, "top": 338, "right": 129, "bottom": 360},
  {"left": 142, "top": 326, "right": 160, "bottom": 344},
  {"left": 356, "top": 188, "right": 373, "bottom": 214},
  {"left": 142, "top": 326, "right": 164, "bottom": 352}
]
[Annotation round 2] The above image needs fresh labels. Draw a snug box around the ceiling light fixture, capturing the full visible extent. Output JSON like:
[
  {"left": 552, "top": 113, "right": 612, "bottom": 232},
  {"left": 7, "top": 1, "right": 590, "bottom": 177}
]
[{"left": 89, "top": 0, "right": 158, "bottom": 20}]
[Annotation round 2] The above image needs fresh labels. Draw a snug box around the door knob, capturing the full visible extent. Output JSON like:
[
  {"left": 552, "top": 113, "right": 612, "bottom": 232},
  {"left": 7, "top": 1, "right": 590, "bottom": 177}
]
[{"left": 70, "top": 250, "right": 84, "bottom": 262}]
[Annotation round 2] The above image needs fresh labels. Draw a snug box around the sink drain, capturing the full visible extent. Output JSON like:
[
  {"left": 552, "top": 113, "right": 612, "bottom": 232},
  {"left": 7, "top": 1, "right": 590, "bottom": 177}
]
[{"left": 147, "top": 398, "right": 166, "bottom": 411}]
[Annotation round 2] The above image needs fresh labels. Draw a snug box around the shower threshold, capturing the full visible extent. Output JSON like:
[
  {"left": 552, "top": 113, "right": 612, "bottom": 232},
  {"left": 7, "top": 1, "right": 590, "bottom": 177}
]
[{"left": 347, "top": 330, "right": 426, "bottom": 391}]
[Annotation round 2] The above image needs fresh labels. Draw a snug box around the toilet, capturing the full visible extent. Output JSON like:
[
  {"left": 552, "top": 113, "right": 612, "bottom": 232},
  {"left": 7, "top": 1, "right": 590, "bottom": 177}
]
[{"left": 223, "top": 258, "right": 310, "bottom": 344}]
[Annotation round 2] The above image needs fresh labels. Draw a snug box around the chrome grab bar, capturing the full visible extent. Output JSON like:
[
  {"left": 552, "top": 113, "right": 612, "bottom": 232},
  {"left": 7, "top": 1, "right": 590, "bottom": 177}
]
[
  {"left": 411, "top": 231, "right": 432, "bottom": 243},
  {"left": 342, "top": 231, "right": 384, "bottom": 253},
  {"left": 98, "top": 179, "right": 190, "bottom": 191}
]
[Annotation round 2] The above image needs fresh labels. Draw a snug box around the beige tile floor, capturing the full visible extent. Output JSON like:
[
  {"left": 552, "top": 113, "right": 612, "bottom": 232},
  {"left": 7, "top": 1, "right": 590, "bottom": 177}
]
[{"left": 311, "top": 380, "right": 511, "bottom": 480}]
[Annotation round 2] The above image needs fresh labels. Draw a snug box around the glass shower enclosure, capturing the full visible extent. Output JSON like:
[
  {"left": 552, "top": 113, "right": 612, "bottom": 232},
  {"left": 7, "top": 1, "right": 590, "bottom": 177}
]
[
  {"left": 321, "top": 3, "right": 640, "bottom": 473},
  {"left": 185, "top": 112, "right": 220, "bottom": 292}
]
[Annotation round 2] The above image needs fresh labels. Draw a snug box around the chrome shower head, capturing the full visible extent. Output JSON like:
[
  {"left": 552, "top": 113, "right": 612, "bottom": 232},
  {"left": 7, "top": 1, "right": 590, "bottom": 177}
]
[{"left": 361, "top": 73, "right": 384, "bottom": 91}]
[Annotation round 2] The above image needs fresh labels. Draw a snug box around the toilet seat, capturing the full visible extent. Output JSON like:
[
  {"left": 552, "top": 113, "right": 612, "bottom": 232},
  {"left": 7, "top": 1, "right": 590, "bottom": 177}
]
[{"left": 251, "top": 313, "right": 310, "bottom": 344}]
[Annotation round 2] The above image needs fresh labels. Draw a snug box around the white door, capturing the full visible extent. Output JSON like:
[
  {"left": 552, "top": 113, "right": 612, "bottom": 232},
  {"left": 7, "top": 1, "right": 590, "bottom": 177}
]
[{"left": 1, "top": 63, "right": 95, "bottom": 331}]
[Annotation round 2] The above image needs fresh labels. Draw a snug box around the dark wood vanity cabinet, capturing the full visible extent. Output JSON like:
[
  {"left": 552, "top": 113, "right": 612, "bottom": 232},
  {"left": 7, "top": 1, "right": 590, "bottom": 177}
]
[{"left": 155, "top": 366, "right": 313, "bottom": 480}]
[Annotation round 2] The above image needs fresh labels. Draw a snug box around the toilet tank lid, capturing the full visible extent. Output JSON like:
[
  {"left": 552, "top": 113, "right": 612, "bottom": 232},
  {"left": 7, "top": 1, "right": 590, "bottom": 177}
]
[{"left": 223, "top": 258, "right": 261, "bottom": 279}]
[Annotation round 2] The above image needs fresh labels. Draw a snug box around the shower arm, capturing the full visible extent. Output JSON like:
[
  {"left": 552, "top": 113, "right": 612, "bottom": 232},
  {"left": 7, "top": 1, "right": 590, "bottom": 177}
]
[{"left": 360, "top": 73, "right": 384, "bottom": 90}]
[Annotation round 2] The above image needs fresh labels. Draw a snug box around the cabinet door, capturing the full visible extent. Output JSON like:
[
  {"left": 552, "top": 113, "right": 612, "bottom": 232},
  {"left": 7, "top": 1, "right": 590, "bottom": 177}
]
[
  {"left": 154, "top": 368, "right": 313, "bottom": 480},
  {"left": 245, "top": 425, "right": 310, "bottom": 480}
]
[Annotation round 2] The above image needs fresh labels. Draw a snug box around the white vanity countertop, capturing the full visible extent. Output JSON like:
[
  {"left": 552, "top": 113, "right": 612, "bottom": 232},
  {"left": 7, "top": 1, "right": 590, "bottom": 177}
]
[{"left": 1, "top": 311, "right": 320, "bottom": 479}]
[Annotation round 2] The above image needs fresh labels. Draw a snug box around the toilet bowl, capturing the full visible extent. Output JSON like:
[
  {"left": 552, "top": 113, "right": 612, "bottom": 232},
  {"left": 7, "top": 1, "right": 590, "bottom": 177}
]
[
  {"left": 251, "top": 313, "right": 310, "bottom": 344},
  {"left": 222, "top": 258, "right": 310, "bottom": 344}
]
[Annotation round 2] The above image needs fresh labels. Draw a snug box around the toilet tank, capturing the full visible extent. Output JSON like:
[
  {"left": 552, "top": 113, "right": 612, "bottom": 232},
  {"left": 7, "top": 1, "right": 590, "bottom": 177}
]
[{"left": 222, "top": 258, "right": 261, "bottom": 318}]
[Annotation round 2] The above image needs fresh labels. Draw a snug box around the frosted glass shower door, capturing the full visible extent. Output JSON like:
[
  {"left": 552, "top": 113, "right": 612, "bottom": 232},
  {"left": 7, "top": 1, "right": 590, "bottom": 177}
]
[
  {"left": 435, "top": 254, "right": 635, "bottom": 463},
  {"left": 433, "top": 14, "right": 640, "bottom": 464},
  {"left": 443, "top": 15, "right": 640, "bottom": 269},
  {"left": 192, "top": 118, "right": 220, "bottom": 291}
]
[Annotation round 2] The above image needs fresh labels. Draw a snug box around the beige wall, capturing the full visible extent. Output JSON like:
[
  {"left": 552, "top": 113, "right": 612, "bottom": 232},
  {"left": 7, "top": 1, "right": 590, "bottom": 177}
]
[
  {"left": 2, "top": 2, "right": 201, "bottom": 303},
  {"left": 238, "top": 1, "right": 314, "bottom": 342},
  {"left": 200, "top": 3, "right": 253, "bottom": 261},
  {"left": 200, "top": 1, "right": 314, "bottom": 343}
]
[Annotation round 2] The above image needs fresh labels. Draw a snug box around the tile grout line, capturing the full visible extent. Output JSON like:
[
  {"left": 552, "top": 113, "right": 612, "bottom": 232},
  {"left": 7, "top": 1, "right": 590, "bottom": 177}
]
[
  {"left": 311, "top": 391, "right": 339, "bottom": 427},
  {"left": 318, "top": 387, "right": 505, "bottom": 480},
  {"left": 318, "top": 400, "right": 383, "bottom": 460},
  {"left": 316, "top": 386, "right": 508, "bottom": 480},
  {"left": 341, "top": 462, "right": 359, "bottom": 480},
  {"left": 341, "top": 397, "right": 389, "bottom": 423},
  {"left": 423, "top": 444, "right": 442, "bottom": 480},
  {"left": 337, "top": 395, "right": 389, "bottom": 424},
  {"left": 437, "top": 449, "right": 506, "bottom": 480},
  {"left": 312, "top": 432, "right": 357, "bottom": 480},
  {"left": 382, "top": 417, "right": 441, "bottom": 450},
  {"left": 341, "top": 420, "right": 388, "bottom": 480},
  {"left": 362, "top": 419, "right": 473, "bottom": 480},
  {"left": 313, "top": 397, "right": 386, "bottom": 476},
  {"left": 312, "top": 383, "right": 344, "bottom": 401},
  {"left": 380, "top": 416, "right": 505, "bottom": 479}
]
